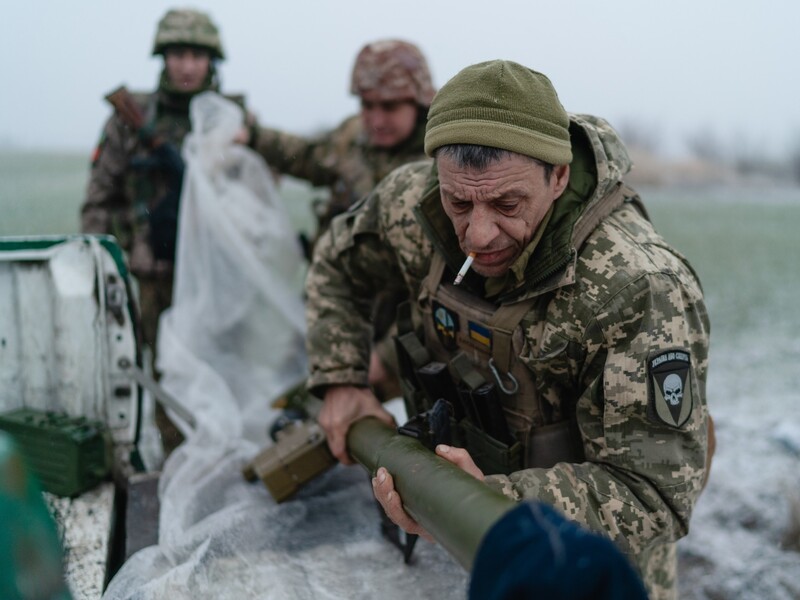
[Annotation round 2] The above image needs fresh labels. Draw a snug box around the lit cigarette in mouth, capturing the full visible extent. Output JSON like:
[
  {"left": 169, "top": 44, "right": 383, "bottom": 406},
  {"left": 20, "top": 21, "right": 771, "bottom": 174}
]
[{"left": 453, "top": 252, "right": 476, "bottom": 285}]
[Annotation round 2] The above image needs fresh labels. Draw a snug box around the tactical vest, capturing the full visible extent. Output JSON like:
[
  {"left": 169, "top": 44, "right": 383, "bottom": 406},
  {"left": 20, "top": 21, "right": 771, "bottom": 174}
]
[
  {"left": 397, "top": 182, "right": 639, "bottom": 476},
  {"left": 397, "top": 254, "right": 583, "bottom": 476},
  {"left": 123, "top": 92, "right": 190, "bottom": 229},
  {"left": 126, "top": 90, "right": 247, "bottom": 220},
  {"left": 123, "top": 89, "right": 246, "bottom": 264}
]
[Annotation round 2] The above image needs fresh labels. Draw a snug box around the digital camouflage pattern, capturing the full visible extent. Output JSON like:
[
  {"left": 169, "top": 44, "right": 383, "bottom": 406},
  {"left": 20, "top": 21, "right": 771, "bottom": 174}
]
[
  {"left": 82, "top": 78, "right": 245, "bottom": 347},
  {"left": 254, "top": 39, "right": 433, "bottom": 231},
  {"left": 305, "top": 114, "right": 711, "bottom": 600},
  {"left": 151, "top": 8, "right": 225, "bottom": 59},
  {"left": 350, "top": 39, "right": 436, "bottom": 106},
  {"left": 254, "top": 114, "right": 429, "bottom": 226},
  {"left": 83, "top": 88, "right": 192, "bottom": 280},
  {"left": 82, "top": 84, "right": 237, "bottom": 277}
]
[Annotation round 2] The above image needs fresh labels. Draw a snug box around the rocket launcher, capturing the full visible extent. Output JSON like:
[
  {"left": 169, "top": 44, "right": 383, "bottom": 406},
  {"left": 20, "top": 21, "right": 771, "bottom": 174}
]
[
  {"left": 244, "top": 406, "right": 516, "bottom": 569},
  {"left": 347, "top": 416, "right": 515, "bottom": 570}
]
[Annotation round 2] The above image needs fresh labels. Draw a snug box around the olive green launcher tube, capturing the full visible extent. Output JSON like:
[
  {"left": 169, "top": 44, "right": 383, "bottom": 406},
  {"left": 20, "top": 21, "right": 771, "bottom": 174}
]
[{"left": 347, "top": 417, "right": 516, "bottom": 569}]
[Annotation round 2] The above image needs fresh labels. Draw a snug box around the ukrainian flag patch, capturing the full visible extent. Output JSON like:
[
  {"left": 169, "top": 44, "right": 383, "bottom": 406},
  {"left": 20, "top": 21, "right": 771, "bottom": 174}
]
[{"left": 468, "top": 321, "right": 492, "bottom": 348}]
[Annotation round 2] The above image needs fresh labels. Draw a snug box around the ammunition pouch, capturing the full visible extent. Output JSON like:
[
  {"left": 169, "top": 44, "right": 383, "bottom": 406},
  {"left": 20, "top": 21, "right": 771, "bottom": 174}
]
[
  {"left": 393, "top": 304, "right": 522, "bottom": 475},
  {"left": 393, "top": 302, "right": 432, "bottom": 420},
  {"left": 395, "top": 325, "right": 583, "bottom": 474},
  {"left": 449, "top": 356, "right": 522, "bottom": 475},
  {"left": 459, "top": 419, "right": 521, "bottom": 476}
]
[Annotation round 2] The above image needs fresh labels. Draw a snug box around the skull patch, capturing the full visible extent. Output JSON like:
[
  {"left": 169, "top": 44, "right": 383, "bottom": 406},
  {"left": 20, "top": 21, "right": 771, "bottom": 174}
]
[
  {"left": 648, "top": 350, "right": 693, "bottom": 428},
  {"left": 663, "top": 374, "right": 683, "bottom": 405}
]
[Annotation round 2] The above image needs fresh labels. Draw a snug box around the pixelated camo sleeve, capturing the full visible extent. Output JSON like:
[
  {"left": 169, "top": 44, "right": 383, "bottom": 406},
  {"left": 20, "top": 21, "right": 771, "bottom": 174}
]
[
  {"left": 485, "top": 207, "right": 710, "bottom": 595},
  {"left": 305, "top": 162, "right": 434, "bottom": 393},
  {"left": 82, "top": 113, "right": 134, "bottom": 234},
  {"left": 254, "top": 125, "right": 340, "bottom": 188}
]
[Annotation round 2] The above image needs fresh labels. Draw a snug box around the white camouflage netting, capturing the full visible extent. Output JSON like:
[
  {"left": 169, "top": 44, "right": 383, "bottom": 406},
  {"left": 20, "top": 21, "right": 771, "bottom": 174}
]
[{"left": 101, "top": 93, "right": 467, "bottom": 600}]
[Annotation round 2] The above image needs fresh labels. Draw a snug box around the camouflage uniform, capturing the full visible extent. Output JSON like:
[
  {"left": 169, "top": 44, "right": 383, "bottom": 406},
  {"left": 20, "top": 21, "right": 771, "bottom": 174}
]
[
  {"left": 255, "top": 40, "right": 435, "bottom": 396},
  {"left": 253, "top": 113, "right": 428, "bottom": 229},
  {"left": 252, "top": 39, "right": 436, "bottom": 236},
  {"left": 81, "top": 9, "right": 245, "bottom": 353},
  {"left": 253, "top": 113, "right": 428, "bottom": 391},
  {"left": 305, "top": 114, "right": 711, "bottom": 599}
]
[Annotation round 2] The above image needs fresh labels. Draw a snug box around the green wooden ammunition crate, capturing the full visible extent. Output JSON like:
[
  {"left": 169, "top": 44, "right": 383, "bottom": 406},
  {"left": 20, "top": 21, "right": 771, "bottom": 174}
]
[{"left": 0, "top": 408, "right": 111, "bottom": 497}]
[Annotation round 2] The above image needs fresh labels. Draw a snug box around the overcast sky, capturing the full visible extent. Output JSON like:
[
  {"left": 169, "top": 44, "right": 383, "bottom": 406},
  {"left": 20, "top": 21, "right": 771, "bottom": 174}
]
[{"left": 1, "top": 0, "right": 797, "bottom": 159}]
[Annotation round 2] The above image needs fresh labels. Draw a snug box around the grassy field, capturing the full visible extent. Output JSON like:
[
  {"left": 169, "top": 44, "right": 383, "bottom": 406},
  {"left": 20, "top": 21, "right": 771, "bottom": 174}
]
[
  {"left": 644, "top": 185, "right": 800, "bottom": 351},
  {"left": 0, "top": 149, "right": 318, "bottom": 238},
  {"left": 4, "top": 150, "right": 798, "bottom": 402},
  {"left": 3, "top": 150, "right": 797, "bottom": 343},
  {"left": 0, "top": 150, "right": 89, "bottom": 235}
]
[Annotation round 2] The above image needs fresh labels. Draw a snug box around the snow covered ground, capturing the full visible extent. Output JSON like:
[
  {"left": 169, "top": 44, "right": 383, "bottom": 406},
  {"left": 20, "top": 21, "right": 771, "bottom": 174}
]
[
  {"left": 677, "top": 336, "right": 800, "bottom": 599},
  {"left": 650, "top": 186, "right": 800, "bottom": 599}
]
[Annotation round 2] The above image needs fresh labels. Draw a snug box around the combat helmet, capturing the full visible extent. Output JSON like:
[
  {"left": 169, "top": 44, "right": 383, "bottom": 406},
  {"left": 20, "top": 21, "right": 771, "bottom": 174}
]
[
  {"left": 350, "top": 39, "right": 435, "bottom": 107},
  {"left": 152, "top": 9, "right": 225, "bottom": 60}
]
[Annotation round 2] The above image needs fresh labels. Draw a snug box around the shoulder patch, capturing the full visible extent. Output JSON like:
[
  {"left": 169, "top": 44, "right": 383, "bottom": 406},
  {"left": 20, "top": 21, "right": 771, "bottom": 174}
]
[
  {"left": 432, "top": 301, "right": 459, "bottom": 350},
  {"left": 647, "top": 349, "right": 693, "bottom": 428}
]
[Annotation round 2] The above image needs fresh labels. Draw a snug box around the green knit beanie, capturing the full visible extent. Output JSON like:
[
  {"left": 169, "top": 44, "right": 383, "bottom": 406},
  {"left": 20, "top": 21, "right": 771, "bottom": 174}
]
[{"left": 425, "top": 60, "right": 572, "bottom": 165}]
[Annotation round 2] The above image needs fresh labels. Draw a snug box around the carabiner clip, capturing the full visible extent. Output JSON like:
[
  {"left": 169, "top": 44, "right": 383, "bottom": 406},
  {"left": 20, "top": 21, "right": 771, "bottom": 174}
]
[{"left": 489, "top": 358, "right": 519, "bottom": 395}]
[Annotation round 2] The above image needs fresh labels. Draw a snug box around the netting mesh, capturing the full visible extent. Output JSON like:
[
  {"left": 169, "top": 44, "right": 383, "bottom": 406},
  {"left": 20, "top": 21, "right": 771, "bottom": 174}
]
[{"left": 101, "top": 92, "right": 467, "bottom": 600}]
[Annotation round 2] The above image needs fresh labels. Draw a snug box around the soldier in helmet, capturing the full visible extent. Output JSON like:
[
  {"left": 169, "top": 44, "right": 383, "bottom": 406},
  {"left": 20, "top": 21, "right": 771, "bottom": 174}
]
[
  {"left": 81, "top": 8, "right": 252, "bottom": 450},
  {"left": 306, "top": 60, "right": 714, "bottom": 599},
  {"left": 250, "top": 38, "right": 435, "bottom": 242},
  {"left": 249, "top": 39, "right": 436, "bottom": 399}
]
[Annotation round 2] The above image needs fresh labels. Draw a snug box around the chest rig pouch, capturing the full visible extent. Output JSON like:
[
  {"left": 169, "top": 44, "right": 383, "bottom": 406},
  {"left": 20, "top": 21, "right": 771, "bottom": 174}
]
[{"left": 395, "top": 254, "right": 584, "bottom": 476}]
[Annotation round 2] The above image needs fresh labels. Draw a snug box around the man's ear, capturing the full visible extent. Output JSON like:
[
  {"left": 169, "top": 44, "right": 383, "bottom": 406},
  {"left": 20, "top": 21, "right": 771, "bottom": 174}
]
[{"left": 552, "top": 164, "right": 570, "bottom": 197}]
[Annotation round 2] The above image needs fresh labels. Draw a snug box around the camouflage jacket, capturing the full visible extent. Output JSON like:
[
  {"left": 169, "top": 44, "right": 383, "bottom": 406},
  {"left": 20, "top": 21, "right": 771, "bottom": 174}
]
[
  {"left": 305, "top": 114, "right": 711, "bottom": 599},
  {"left": 82, "top": 80, "right": 245, "bottom": 278},
  {"left": 253, "top": 114, "right": 429, "bottom": 222}
]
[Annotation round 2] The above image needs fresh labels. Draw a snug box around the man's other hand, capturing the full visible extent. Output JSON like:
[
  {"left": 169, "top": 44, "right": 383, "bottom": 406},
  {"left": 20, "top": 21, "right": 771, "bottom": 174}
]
[
  {"left": 319, "top": 385, "right": 394, "bottom": 464},
  {"left": 372, "top": 444, "right": 485, "bottom": 541}
]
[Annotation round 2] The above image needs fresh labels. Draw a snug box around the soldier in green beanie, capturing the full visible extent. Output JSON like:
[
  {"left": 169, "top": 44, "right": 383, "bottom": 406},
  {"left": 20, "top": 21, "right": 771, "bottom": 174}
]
[{"left": 305, "top": 60, "right": 713, "bottom": 600}]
